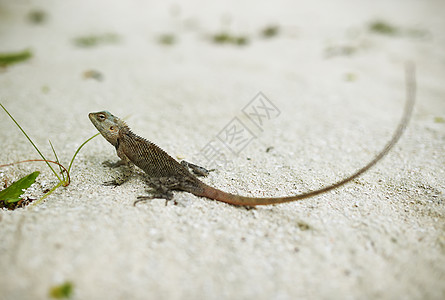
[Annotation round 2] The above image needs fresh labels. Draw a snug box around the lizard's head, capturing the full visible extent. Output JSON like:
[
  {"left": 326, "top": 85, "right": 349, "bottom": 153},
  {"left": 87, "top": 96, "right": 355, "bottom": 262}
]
[{"left": 89, "top": 111, "right": 127, "bottom": 147}]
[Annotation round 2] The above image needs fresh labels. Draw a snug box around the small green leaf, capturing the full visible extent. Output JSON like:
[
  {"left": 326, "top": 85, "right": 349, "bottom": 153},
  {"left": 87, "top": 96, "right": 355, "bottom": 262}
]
[
  {"left": 261, "top": 25, "right": 280, "bottom": 38},
  {"left": 0, "top": 49, "right": 32, "bottom": 67},
  {"left": 49, "top": 281, "right": 74, "bottom": 299},
  {"left": 211, "top": 32, "right": 249, "bottom": 46},
  {"left": 434, "top": 116, "right": 445, "bottom": 123},
  {"left": 73, "top": 33, "right": 120, "bottom": 48},
  {"left": 28, "top": 10, "right": 48, "bottom": 24},
  {"left": 369, "top": 20, "right": 398, "bottom": 36},
  {"left": 158, "top": 34, "right": 176, "bottom": 45},
  {"left": 0, "top": 171, "right": 39, "bottom": 203}
]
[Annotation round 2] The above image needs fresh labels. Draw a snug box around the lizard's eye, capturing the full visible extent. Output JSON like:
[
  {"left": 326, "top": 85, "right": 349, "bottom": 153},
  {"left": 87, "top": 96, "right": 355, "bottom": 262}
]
[
  {"left": 98, "top": 114, "right": 106, "bottom": 121},
  {"left": 109, "top": 126, "right": 115, "bottom": 131}
]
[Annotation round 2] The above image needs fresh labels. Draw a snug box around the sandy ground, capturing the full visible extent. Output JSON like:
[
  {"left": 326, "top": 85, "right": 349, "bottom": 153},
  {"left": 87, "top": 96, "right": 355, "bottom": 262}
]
[{"left": 1, "top": 0, "right": 444, "bottom": 299}]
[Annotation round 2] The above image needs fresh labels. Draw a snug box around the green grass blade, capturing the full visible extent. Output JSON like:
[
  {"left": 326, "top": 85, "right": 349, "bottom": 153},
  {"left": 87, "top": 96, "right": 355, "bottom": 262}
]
[
  {"left": 32, "top": 180, "right": 63, "bottom": 206},
  {"left": 0, "top": 171, "right": 39, "bottom": 203},
  {"left": 0, "top": 103, "right": 62, "bottom": 182},
  {"left": 49, "top": 139, "right": 65, "bottom": 182},
  {"left": 67, "top": 133, "right": 100, "bottom": 174}
]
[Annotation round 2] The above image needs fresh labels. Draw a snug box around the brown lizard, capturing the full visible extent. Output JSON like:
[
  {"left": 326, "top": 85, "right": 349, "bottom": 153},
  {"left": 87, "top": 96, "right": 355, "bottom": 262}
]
[{"left": 89, "top": 65, "right": 415, "bottom": 206}]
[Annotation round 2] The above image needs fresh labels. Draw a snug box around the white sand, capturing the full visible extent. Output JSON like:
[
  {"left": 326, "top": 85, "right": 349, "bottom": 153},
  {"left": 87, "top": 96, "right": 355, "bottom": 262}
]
[{"left": 1, "top": 0, "right": 444, "bottom": 299}]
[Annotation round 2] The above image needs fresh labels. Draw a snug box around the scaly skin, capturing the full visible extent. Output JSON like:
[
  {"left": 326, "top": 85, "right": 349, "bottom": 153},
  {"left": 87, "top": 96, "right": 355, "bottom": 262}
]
[{"left": 89, "top": 65, "right": 415, "bottom": 206}]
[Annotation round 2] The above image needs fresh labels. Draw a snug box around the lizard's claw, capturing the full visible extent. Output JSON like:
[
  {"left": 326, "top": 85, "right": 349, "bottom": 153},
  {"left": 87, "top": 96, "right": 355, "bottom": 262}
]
[
  {"left": 134, "top": 190, "right": 175, "bottom": 206},
  {"left": 134, "top": 196, "right": 155, "bottom": 206},
  {"left": 103, "top": 180, "right": 120, "bottom": 186}
]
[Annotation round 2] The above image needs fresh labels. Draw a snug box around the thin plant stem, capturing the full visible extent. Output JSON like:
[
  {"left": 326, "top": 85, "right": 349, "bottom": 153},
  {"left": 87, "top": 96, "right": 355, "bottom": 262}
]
[
  {"left": 0, "top": 103, "right": 62, "bottom": 182},
  {"left": 32, "top": 181, "right": 63, "bottom": 206},
  {"left": 0, "top": 159, "right": 71, "bottom": 185},
  {"left": 49, "top": 140, "right": 66, "bottom": 182},
  {"left": 67, "top": 132, "right": 100, "bottom": 174}
]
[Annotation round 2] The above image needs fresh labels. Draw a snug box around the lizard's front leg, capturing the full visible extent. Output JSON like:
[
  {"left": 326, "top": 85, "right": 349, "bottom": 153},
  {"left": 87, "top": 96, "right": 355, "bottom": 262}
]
[
  {"left": 103, "top": 152, "right": 135, "bottom": 186},
  {"left": 103, "top": 163, "right": 135, "bottom": 186},
  {"left": 102, "top": 159, "right": 127, "bottom": 168}
]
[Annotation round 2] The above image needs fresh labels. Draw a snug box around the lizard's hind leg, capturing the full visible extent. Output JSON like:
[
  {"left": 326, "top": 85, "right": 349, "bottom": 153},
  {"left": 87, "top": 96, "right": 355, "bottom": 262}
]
[{"left": 134, "top": 177, "right": 181, "bottom": 206}]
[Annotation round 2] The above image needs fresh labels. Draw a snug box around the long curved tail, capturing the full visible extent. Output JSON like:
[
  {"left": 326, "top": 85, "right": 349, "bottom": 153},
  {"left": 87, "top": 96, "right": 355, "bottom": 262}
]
[{"left": 197, "top": 63, "right": 416, "bottom": 206}]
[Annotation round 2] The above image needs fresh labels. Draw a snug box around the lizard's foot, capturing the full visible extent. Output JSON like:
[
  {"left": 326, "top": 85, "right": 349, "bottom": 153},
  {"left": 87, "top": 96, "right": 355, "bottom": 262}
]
[
  {"left": 103, "top": 174, "right": 129, "bottom": 186},
  {"left": 103, "top": 180, "right": 121, "bottom": 186},
  {"left": 102, "top": 160, "right": 126, "bottom": 168},
  {"left": 134, "top": 190, "right": 175, "bottom": 206},
  {"left": 180, "top": 160, "right": 214, "bottom": 177}
]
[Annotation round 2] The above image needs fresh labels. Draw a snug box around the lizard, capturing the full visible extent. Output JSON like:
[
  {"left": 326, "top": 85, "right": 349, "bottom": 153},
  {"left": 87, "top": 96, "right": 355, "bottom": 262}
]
[{"left": 89, "top": 64, "right": 415, "bottom": 207}]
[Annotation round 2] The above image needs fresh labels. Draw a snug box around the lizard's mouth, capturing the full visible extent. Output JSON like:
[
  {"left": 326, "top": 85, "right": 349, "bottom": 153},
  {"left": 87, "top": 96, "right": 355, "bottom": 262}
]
[
  {"left": 88, "top": 113, "right": 102, "bottom": 131},
  {"left": 89, "top": 112, "right": 103, "bottom": 123}
]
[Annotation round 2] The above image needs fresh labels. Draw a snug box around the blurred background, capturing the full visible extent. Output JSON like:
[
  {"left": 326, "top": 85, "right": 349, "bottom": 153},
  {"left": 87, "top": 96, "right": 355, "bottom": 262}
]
[{"left": 1, "top": 1, "right": 444, "bottom": 299}]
